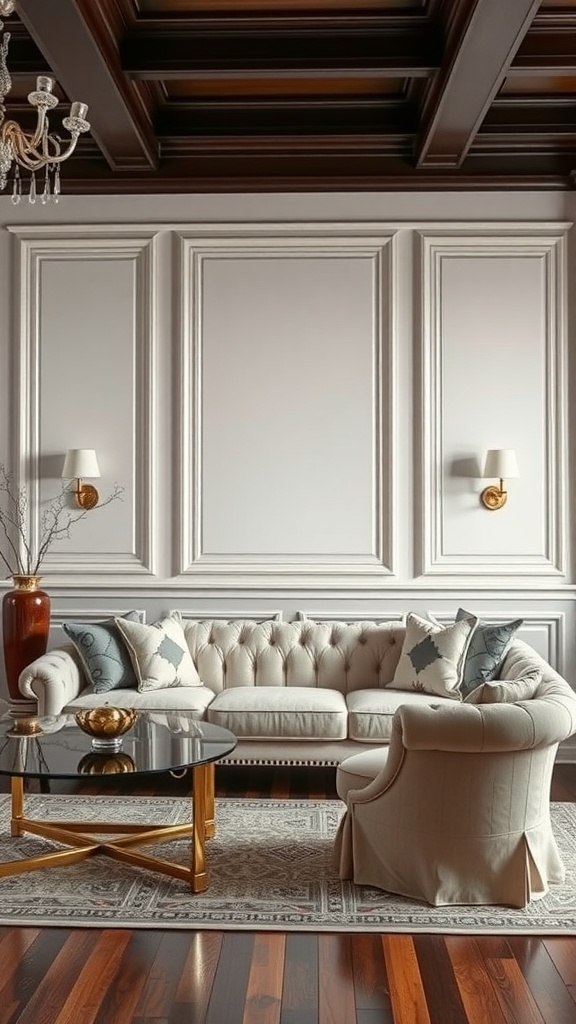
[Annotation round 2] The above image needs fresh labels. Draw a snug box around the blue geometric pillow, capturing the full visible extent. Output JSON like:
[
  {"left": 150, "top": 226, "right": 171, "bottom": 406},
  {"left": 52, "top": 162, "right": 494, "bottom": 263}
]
[
  {"left": 63, "top": 611, "right": 141, "bottom": 693},
  {"left": 456, "top": 608, "right": 523, "bottom": 697}
]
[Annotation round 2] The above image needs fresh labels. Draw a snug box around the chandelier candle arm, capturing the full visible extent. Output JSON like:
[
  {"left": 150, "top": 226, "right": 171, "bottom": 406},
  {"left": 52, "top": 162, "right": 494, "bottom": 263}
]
[{"left": 0, "top": 3, "right": 90, "bottom": 201}]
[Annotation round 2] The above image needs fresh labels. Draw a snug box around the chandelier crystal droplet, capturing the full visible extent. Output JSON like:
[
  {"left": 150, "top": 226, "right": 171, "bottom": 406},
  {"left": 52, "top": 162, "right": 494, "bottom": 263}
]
[{"left": 0, "top": 0, "right": 90, "bottom": 203}]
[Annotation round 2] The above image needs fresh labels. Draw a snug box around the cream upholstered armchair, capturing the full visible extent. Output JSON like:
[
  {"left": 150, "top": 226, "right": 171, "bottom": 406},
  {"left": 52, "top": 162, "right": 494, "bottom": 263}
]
[{"left": 333, "top": 658, "right": 576, "bottom": 909}]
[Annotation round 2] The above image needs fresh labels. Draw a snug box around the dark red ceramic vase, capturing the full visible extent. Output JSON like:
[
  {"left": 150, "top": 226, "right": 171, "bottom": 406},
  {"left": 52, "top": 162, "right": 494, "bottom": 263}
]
[{"left": 2, "top": 575, "right": 50, "bottom": 703}]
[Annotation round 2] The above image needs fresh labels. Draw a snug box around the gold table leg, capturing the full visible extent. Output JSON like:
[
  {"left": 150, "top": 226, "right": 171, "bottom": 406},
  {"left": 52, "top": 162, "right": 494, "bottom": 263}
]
[
  {"left": 10, "top": 777, "right": 23, "bottom": 837},
  {"left": 191, "top": 763, "right": 208, "bottom": 892},
  {"left": 0, "top": 768, "right": 219, "bottom": 892},
  {"left": 205, "top": 762, "right": 215, "bottom": 839}
]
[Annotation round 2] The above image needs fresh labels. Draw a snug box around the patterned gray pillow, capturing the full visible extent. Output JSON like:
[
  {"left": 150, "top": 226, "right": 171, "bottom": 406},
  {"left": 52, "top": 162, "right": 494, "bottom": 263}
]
[
  {"left": 63, "top": 611, "right": 141, "bottom": 693},
  {"left": 392, "top": 612, "right": 478, "bottom": 700},
  {"left": 456, "top": 608, "right": 523, "bottom": 697}
]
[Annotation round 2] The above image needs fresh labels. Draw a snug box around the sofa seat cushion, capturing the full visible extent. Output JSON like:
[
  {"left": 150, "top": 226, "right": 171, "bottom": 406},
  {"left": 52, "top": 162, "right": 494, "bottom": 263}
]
[
  {"left": 63, "top": 684, "right": 216, "bottom": 714},
  {"left": 346, "top": 688, "right": 448, "bottom": 742},
  {"left": 336, "top": 748, "right": 390, "bottom": 800},
  {"left": 206, "top": 686, "right": 348, "bottom": 740}
]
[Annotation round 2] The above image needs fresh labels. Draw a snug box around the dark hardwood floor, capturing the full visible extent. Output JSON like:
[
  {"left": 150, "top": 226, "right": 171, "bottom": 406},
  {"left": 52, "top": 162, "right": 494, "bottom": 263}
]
[{"left": 0, "top": 763, "right": 576, "bottom": 1024}]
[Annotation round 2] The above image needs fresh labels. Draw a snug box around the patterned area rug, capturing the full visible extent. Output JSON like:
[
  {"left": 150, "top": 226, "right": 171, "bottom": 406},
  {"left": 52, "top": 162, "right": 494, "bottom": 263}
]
[{"left": 0, "top": 795, "right": 575, "bottom": 933}]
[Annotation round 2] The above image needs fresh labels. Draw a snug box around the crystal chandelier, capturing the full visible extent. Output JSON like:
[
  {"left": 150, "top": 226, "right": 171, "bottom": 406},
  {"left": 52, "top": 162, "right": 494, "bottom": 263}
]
[{"left": 0, "top": 0, "right": 90, "bottom": 203}]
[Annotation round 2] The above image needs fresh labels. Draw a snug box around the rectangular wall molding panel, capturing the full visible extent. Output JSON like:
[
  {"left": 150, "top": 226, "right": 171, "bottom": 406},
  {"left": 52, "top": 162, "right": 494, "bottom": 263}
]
[
  {"left": 176, "top": 226, "right": 397, "bottom": 587},
  {"left": 9, "top": 227, "right": 159, "bottom": 579},
  {"left": 418, "top": 224, "right": 570, "bottom": 579}
]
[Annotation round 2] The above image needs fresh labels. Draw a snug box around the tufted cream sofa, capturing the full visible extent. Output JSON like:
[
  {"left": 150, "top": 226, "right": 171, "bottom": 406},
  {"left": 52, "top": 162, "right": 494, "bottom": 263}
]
[{"left": 17, "top": 617, "right": 569, "bottom": 767}]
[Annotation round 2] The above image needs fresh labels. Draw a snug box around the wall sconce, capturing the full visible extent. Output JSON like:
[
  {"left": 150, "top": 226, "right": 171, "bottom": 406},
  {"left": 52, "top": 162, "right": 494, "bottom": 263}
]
[
  {"left": 480, "top": 449, "right": 520, "bottom": 510},
  {"left": 62, "top": 449, "right": 101, "bottom": 510}
]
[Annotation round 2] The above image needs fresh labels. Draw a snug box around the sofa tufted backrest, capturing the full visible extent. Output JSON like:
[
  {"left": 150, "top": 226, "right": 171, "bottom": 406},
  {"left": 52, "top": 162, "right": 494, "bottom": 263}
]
[{"left": 183, "top": 618, "right": 405, "bottom": 694}]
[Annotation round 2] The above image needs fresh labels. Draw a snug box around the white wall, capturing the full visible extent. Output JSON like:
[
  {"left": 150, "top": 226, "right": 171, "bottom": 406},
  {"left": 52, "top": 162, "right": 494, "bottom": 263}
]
[{"left": 0, "top": 190, "right": 575, "bottom": 702}]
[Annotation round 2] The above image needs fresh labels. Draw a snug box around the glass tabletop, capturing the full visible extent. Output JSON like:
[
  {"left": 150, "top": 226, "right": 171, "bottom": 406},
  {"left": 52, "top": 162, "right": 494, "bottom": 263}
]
[{"left": 0, "top": 713, "right": 237, "bottom": 779}]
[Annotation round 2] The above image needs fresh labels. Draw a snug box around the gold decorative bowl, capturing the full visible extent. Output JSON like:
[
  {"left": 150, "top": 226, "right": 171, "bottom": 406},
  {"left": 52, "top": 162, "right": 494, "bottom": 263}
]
[
  {"left": 74, "top": 706, "right": 138, "bottom": 751},
  {"left": 77, "top": 751, "right": 136, "bottom": 775}
]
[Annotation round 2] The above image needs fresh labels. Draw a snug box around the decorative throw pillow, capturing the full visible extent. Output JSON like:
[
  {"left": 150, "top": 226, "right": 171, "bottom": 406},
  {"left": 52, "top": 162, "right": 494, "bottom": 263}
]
[
  {"left": 456, "top": 608, "right": 523, "bottom": 697},
  {"left": 63, "top": 611, "right": 141, "bottom": 693},
  {"left": 114, "top": 612, "right": 201, "bottom": 692},
  {"left": 391, "top": 612, "right": 478, "bottom": 700},
  {"left": 464, "top": 669, "right": 542, "bottom": 705}
]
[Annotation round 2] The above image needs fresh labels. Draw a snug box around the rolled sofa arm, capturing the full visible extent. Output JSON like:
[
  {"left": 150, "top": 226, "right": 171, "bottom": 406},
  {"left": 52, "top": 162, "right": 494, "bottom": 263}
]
[
  {"left": 398, "top": 696, "right": 576, "bottom": 754},
  {"left": 19, "top": 644, "right": 84, "bottom": 716}
]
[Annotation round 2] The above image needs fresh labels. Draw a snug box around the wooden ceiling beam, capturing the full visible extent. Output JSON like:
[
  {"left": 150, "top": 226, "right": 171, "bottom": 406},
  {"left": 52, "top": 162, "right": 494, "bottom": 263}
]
[
  {"left": 15, "top": 0, "right": 158, "bottom": 171},
  {"left": 35, "top": 150, "right": 573, "bottom": 195},
  {"left": 416, "top": 0, "right": 542, "bottom": 168},
  {"left": 3, "top": 0, "right": 576, "bottom": 194},
  {"left": 121, "top": 22, "right": 442, "bottom": 80}
]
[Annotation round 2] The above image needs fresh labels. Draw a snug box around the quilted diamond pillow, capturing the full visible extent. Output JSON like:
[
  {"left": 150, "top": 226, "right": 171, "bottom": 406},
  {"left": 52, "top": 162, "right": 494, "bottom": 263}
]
[
  {"left": 464, "top": 669, "right": 542, "bottom": 705},
  {"left": 456, "top": 607, "right": 523, "bottom": 697},
  {"left": 392, "top": 612, "right": 478, "bottom": 700},
  {"left": 63, "top": 611, "right": 141, "bottom": 693},
  {"left": 114, "top": 612, "right": 201, "bottom": 692}
]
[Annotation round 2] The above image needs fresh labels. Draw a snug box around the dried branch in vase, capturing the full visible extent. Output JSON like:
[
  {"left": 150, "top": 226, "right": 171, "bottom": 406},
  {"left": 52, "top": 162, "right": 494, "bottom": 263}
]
[{"left": 0, "top": 464, "right": 124, "bottom": 577}]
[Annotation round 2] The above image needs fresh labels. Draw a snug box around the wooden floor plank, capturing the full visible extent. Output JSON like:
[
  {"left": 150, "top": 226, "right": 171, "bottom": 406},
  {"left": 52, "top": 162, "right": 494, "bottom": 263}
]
[
  {"left": 205, "top": 932, "right": 255, "bottom": 1024},
  {"left": 173, "top": 930, "right": 223, "bottom": 1019},
  {"left": 446, "top": 936, "right": 509, "bottom": 1024},
  {"left": 414, "top": 935, "right": 469, "bottom": 1023},
  {"left": 53, "top": 930, "right": 134, "bottom": 1024},
  {"left": 508, "top": 936, "right": 576, "bottom": 1024},
  {"left": 350, "top": 933, "right": 393, "bottom": 1019},
  {"left": 318, "top": 934, "right": 356, "bottom": 1024},
  {"left": 94, "top": 930, "right": 165, "bottom": 1024},
  {"left": 3, "top": 928, "right": 88, "bottom": 1024},
  {"left": 242, "top": 932, "right": 286, "bottom": 1024},
  {"left": 485, "top": 955, "right": 547, "bottom": 1024},
  {"left": 356, "top": 1011, "right": 393, "bottom": 1024},
  {"left": 542, "top": 937, "right": 576, "bottom": 985},
  {"left": 132, "top": 932, "right": 197, "bottom": 1021},
  {"left": 0, "top": 927, "right": 41, "bottom": 1005},
  {"left": 551, "top": 766, "right": 576, "bottom": 801},
  {"left": 280, "top": 932, "right": 319, "bottom": 1024},
  {"left": 270, "top": 769, "right": 292, "bottom": 800},
  {"left": 382, "top": 935, "right": 431, "bottom": 1024}
]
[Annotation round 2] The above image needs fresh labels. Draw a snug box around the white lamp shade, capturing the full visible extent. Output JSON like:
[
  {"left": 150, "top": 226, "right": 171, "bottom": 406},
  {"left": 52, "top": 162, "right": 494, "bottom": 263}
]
[
  {"left": 62, "top": 448, "right": 101, "bottom": 479},
  {"left": 482, "top": 448, "right": 520, "bottom": 480}
]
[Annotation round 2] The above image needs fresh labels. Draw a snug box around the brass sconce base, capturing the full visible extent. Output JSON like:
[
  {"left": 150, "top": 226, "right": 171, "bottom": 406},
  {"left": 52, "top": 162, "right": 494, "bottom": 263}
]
[
  {"left": 480, "top": 485, "right": 507, "bottom": 511},
  {"left": 75, "top": 483, "right": 99, "bottom": 510}
]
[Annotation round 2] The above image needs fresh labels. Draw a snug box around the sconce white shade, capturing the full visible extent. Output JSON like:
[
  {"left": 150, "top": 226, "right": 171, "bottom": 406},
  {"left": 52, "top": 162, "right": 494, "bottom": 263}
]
[
  {"left": 62, "top": 449, "right": 101, "bottom": 510},
  {"left": 62, "top": 449, "right": 101, "bottom": 480},
  {"left": 482, "top": 448, "right": 520, "bottom": 480}
]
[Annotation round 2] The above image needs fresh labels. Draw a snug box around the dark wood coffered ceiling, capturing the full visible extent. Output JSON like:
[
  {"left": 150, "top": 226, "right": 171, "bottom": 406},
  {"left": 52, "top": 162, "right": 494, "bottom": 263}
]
[{"left": 5, "top": 0, "right": 576, "bottom": 193}]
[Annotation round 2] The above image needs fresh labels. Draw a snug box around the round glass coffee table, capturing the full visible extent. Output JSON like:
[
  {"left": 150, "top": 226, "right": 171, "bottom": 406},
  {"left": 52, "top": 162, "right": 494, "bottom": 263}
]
[{"left": 0, "top": 712, "right": 236, "bottom": 892}]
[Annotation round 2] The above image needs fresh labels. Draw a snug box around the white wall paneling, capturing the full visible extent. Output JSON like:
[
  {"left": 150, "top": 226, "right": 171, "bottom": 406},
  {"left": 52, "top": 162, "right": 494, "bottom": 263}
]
[
  {"left": 296, "top": 610, "right": 404, "bottom": 623},
  {"left": 0, "top": 206, "right": 573, "bottom": 723},
  {"left": 9, "top": 226, "right": 159, "bottom": 579},
  {"left": 49, "top": 606, "right": 146, "bottom": 645},
  {"left": 418, "top": 225, "right": 570, "bottom": 579},
  {"left": 176, "top": 227, "right": 397, "bottom": 587},
  {"left": 175, "top": 609, "right": 284, "bottom": 621}
]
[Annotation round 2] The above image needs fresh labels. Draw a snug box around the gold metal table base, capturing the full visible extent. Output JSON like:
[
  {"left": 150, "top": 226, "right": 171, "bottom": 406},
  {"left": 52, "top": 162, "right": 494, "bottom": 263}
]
[{"left": 0, "top": 763, "right": 216, "bottom": 892}]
